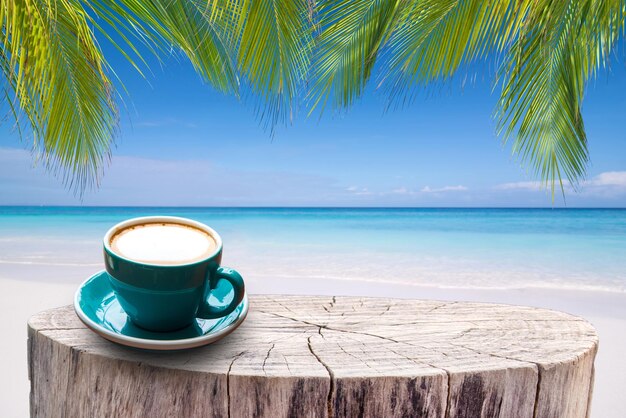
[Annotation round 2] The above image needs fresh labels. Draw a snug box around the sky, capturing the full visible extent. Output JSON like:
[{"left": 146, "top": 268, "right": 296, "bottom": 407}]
[{"left": 1, "top": 40, "right": 625, "bottom": 207}]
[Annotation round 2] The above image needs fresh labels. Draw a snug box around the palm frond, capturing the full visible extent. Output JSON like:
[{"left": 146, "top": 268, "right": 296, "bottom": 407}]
[
  {"left": 88, "top": 0, "right": 239, "bottom": 94},
  {"left": 308, "top": 0, "right": 403, "bottom": 111},
  {"left": 2, "top": 0, "right": 625, "bottom": 195},
  {"left": 306, "top": 0, "right": 625, "bottom": 192},
  {"left": 1, "top": 0, "right": 240, "bottom": 194},
  {"left": 1, "top": 0, "right": 116, "bottom": 192},
  {"left": 214, "top": 0, "right": 313, "bottom": 127},
  {"left": 382, "top": 1, "right": 529, "bottom": 100},
  {"left": 496, "top": 0, "right": 624, "bottom": 194}
]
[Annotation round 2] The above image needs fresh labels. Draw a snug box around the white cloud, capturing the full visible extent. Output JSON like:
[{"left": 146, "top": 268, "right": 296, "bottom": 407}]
[
  {"left": 0, "top": 147, "right": 344, "bottom": 205},
  {"left": 388, "top": 185, "right": 469, "bottom": 196},
  {"left": 346, "top": 186, "right": 372, "bottom": 196},
  {"left": 587, "top": 171, "right": 626, "bottom": 187},
  {"left": 391, "top": 187, "right": 410, "bottom": 194},
  {"left": 420, "top": 185, "right": 468, "bottom": 193},
  {"left": 3, "top": 145, "right": 624, "bottom": 207},
  {"left": 495, "top": 171, "right": 626, "bottom": 196},
  {"left": 494, "top": 181, "right": 546, "bottom": 191}
]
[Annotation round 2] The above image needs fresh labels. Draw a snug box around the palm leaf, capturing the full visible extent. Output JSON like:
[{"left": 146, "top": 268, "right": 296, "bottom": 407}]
[
  {"left": 382, "top": 1, "right": 529, "bottom": 101},
  {"left": 307, "top": 0, "right": 625, "bottom": 193},
  {"left": 308, "top": 0, "right": 403, "bottom": 111},
  {"left": 1, "top": 0, "right": 116, "bottom": 192},
  {"left": 1, "top": 0, "right": 240, "bottom": 194},
  {"left": 215, "top": 0, "right": 313, "bottom": 127},
  {"left": 88, "top": 0, "right": 239, "bottom": 94},
  {"left": 496, "top": 0, "right": 624, "bottom": 194},
  {"left": 2, "top": 0, "right": 625, "bottom": 195}
]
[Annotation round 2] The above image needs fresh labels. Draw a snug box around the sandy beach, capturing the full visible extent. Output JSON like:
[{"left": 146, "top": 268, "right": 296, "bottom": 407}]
[{"left": 2, "top": 269, "right": 625, "bottom": 417}]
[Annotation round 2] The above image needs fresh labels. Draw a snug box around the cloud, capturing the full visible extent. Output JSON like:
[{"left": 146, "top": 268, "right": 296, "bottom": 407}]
[
  {"left": 495, "top": 171, "right": 626, "bottom": 196},
  {"left": 420, "top": 185, "right": 468, "bottom": 193},
  {"left": 391, "top": 187, "right": 410, "bottom": 194},
  {"left": 346, "top": 186, "right": 372, "bottom": 196},
  {"left": 388, "top": 185, "right": 469, "bottom": 196},
  {"left": 494, "top": 181, "right": 546, "bottom": 191},
  {"left": 0, "top": 147, "right": 345, "bottom": 205},
  {"left": 587, "top": 171, "right": 626, "bottom": 187},
  {"left": 2, "top": 146, "right": 624, "bottom": 207}
]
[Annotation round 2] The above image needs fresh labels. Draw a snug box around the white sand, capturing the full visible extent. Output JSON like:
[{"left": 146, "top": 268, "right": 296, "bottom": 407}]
[{"left": 1, "top": 271, "right": 625, "bottom": 417}]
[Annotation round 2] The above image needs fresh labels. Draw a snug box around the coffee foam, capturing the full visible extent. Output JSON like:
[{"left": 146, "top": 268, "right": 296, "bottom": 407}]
[{"left": 110, "top": 222, "right": 217, "bottom": 265}]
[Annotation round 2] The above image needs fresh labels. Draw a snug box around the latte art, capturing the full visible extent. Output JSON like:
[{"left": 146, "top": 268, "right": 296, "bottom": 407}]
[{"left": 110, "top": 222, "right": 217, "bottom": 265}]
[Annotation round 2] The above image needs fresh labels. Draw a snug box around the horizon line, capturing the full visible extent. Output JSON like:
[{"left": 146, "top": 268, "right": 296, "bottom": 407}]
[{"left": 1, "top": 205, "right": 625, "bottom": 210}]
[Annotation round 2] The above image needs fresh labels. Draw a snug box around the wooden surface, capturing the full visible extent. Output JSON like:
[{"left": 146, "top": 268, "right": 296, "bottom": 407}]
[{"left": 28, "top": 296, "right": 598, "bottom": 417}]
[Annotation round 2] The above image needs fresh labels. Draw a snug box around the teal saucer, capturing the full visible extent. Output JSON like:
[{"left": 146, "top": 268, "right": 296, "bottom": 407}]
[{"left": 74, "top": 271, "right": 248, "bottom": 350}]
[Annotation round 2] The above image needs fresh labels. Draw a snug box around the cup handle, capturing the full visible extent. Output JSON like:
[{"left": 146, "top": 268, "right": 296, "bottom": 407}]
[{"left": 197, "top": 267, "right": 246, "bottom": 319}]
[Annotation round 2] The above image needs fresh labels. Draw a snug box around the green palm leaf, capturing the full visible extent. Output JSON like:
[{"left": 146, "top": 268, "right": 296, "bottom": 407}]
[
  {"left": 1, "top": 0, "right": 239, "bottom": 194},
  {"left": 308, "top": 0, "right": 402, "bottom": 111},
  {"left": 382, "top": 1, "right": 528, "bottom": 98},
  {"left": 308, "top": 0, "right": 625, "bottom": 194},
  {"left": 2, "top": 0, "right": 625, "bottom": 195},
  {"left": 496, "top": 0, "right": 624, "bottom": 194},
  {"left": 1, "top": 0, "right": 116, "bottom": 192},
  {"left": 216, "top": 0, "right": 313, "bottom": 127},
  {"left": 88, "top": 0, "right": 238, "bottom": 94}
]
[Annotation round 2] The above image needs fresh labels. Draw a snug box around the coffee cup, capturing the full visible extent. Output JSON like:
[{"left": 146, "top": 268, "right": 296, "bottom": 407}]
[{"left": 103, "top": 216, "right": 245, "bottom": 332}]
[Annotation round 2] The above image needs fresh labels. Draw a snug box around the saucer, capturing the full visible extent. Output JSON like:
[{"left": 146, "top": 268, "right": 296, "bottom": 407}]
[{"left": 74, "top": 270, "right": 248, "bottom": 350}]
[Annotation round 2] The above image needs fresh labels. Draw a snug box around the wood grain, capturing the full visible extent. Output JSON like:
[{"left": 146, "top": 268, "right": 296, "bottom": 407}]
[{"left": 28, "top": 296, "right": 598, "bottom": 417}]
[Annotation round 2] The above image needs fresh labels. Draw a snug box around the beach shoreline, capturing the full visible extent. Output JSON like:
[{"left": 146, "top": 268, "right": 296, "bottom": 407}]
[{"left": 2, "top": 273, "right": 625, "bottom": 417}]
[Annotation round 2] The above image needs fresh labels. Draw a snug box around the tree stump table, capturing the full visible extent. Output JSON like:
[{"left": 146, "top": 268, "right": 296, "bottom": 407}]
[{"left": 28, "top": 296, "right": 598, "bottom": 418}]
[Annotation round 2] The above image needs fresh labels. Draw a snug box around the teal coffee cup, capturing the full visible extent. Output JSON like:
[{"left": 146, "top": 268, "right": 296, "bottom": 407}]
[{"left": 103, "top": 216, "right": 245, "bottom": 332}]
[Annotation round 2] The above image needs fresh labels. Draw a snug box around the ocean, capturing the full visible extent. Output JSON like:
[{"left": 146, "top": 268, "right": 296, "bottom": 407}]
[{"left": 1, "top": 207, "right": 625, "bottom": 292}]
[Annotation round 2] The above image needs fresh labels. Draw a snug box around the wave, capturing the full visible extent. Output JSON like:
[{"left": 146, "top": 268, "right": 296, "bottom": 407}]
[{"left": 258, "top": 273, "right": 626, "bottom": 294}]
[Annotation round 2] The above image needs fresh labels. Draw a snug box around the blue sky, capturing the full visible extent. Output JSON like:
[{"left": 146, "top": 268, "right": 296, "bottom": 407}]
[{"left": 1, "top": 45, "right": 625, "bottom": 207}]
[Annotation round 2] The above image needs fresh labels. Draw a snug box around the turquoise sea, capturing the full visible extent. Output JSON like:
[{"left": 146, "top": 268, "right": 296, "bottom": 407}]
[{"left": 1, "top": 207, "right": 625, "bottom": 292}]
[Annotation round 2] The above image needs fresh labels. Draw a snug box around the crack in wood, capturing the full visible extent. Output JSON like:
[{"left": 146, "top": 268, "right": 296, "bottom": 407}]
[
  {"left": 338, "top": 340, "right": 377, "bottom": 372},
  {"left": 307, "top": 333, "right": 334, "bottom": 418},
  {"left": 533, "top": 364, "right": 543, "bottom": 418},
  {"left": 425, "top": 302, "right": 455, "bottom": 314},
  {"left": 262, "top": 344, "right": 275, "bottom": 374},
  {"left": 226, "top": 351, "right": 245, "bottom": 418},
  {"left": 446, "top": 340, "right": 538, "bottom": 367},
  {"left": 282, "top": 354, "right": 292, "bottom": 375},
  {"left": 451, "top": 327, "right": 478, "bottom": 340},
  {"left": 270, "top": 298, "right": 300, "bottom": 317},
  {"left": 444, "top": 373, "right": 452, "bottom": 418},
  {"left": 258, "top": 310, "right": 402, "bottom": 344},
  {"left": 385, "top": 347, "right": 445, "bottom": 373},
  {"left": 336, "top": 341, "right": 364, "bottom": 363},
  {"left": 266, "top": 311, "right": 401, "bottom": 343},
  {"left": 326, "top": 327, "right": 400, "bottom": 344},
  {"left": 319, "top": 324, "right": 402, "bottom": 344},
  {"left": 257, "top": 310, "right": 324, "bottom": 329},
  {"left": 266, "top": 330, "right": 309, "bottom": 344}
]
